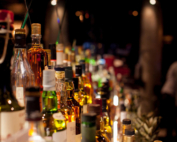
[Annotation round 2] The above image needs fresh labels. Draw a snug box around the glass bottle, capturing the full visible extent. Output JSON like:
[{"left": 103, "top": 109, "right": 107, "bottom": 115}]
[
  {"left": 41, "top": 70, "right": 66, "bottom": 142},
  {"left": 11, "top": 29, "right": 35, "bottom": 107},
  {"left": 56, "top": 43, "right": 64, "bottom": 66},
  {"left": 75, "top": 65, "right": 88, "bottom": 113},
  {"left": 27, "top": 23, "right": 48, "bottom": 88},
  {"left": 49, "top": 43, "right": 56, "bottom": 69},
  {"left": 0, "top": 10, "right": 25, "bottom": 141},
  {"left": 123, "top": 129, "right": 135, "bottom": 142},
  {"left": 81, "top": 113, "right": 97, "bottom": 142},
  {"left": 65, "top": 67, "right": 81, "bottom": 141},
  {"left": 87, "top": 104, "right": 110, "bottom": 142},
  {"left": 121, "top": 119, "right": 132, "bottom": 142},
  {"left": 79, "top": 60, "right": 93, "bottom": 104},
  {"left": 54, "top": 66, "right": 76, "bottom": 142},
  {"left": 25, "top": 87, "right": 48, "bottom": 142}
]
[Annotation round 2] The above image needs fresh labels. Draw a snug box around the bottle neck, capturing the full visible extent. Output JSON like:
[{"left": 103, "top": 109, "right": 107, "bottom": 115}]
[
  {"left": 31, "top": 34, "right": 41, "bottom": 47},
  {"left": 14, "top": 48, "right": 27, "bottom": 60},
  {"left": 65, "top": 80, "right": 74, "bottom": 98}
]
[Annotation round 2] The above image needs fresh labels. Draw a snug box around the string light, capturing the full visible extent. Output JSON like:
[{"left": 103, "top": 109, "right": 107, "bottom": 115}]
[
  {"left": 132, "top": 11, "right": 138, "bottom": 16},
  {"left": 150, "top": 0, "right": 156, "bottom": 5},
  {"left": 51, "top": 0, "right": 57, "bottom": 6}
]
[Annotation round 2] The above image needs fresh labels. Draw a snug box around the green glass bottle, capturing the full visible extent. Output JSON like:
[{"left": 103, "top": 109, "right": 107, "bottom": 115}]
[{"left": 42, "top": 70, "right": 66, "bottom": 142}]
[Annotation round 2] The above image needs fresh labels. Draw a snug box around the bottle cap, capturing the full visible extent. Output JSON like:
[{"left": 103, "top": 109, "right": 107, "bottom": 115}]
[
  {"left": 49, "top": 43, "right": 56, "bottom": 60},
  {"left": 55, "top": 66, "right": 65, "bottom": 71},
  {"left": 25, "top": 87, "right": 41, "bottom": 121},
  {"left": 125, "top": 129, "right": 135, "bottom": 136},
  {"left": 15, "top": 29, "right": 26, "bottom": 48},
  {"left": 82, "top": 113, "right": 97, "bottom": 122},
  {"left": 31, "top": 23, "right": 41, "bottom": 35},
  {"left": 65, "top": 69, "right": 73, "bottom": 81},
  {"left": 43, "top": 70, "right": 55, "bottom": 90},
  {"left": 56, "top": 44, "right": 64, "bottom": 65},
  {"left": 93, "top": 98, "right": 102, "bottom": 116},
  {"left": 73, "top": 77, "right": 79, "bottom": 90},
  {"left": 87, "top": 104, "right": 100, "bottom": 115},
  {"left": 0, "top": 10, "right": 14, "bottom": 23},
  {"left": 122, "top": 119, "right": 131, "bottom": 125},
  {"left": 75, "top": 65, "right": 82, "bottom": 76},
  {"left": 102, "top": 98, "right": 107, "bottom": 112}
]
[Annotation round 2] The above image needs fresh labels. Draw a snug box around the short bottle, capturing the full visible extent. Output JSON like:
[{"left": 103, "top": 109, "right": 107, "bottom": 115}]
[
  {"left": 123, "top": 129, "right": 135, "bottom": 142},
  {"left": 87, "top": 104, "right": 110, "bottom": 142},
  {"left": 42, "top": 70, "right": 66, "bottom": 142},
  {"left": 11, "top": 29, "right": 35, "bottom": 107},
  {"left": 81, "top": 113, "right": 97, "bottom": 142}
]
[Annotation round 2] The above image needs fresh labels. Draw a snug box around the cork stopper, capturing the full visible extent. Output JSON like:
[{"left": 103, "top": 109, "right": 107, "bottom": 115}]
[
  {"left": 31, "top": 23, "right": 41, "bottom": 35},
  {"left": 15, "top": 29, "right": 25, "bottom": 34}
]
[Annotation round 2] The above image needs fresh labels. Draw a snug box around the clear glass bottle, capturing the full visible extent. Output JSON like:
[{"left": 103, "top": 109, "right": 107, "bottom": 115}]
[
  {"left": 11, "top": 29, "right": 35, "bottom": 107},
  {"left": 25, "top": 87, "right": 48, "bottom": 142},
  {"left": 123, "top": 129, "right": 135, "bottom": 142},
  {"left": 27, "top": 23, "right": 48, "bottom": 88},
  {"left": 54, "top": 66, "right": 76, "bottom": 142},
  {"left": 65, "top": 67, "right": 81, "bottom": 141},
  {"left": 0, "top": 10, "right": 25, "bottom": 141},
  {"left": 41, "top": 70, "right": 66, "bottom": 142}
]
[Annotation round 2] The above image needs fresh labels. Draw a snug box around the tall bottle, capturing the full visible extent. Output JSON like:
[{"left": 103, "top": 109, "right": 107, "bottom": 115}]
[
  {"left": 75, "top": 65, "right": 88, "bottom": 113},
  {"left": 56, "top": 43, "right": 64, "bottom": 66},
  {"left": 49, "top": 43, "right": 56, "bottom": 69},
  {"left": 65, "top": 67, "right": 81, "bottom": 141},
  {"left": 79, "top": 60, "right": 93, "bottom": 104},
  {"left": 81, "top": 113, "right": 97, "bottom": 142},
  {"left": 54, "top": 66, "right": 76, "bottom": 142},
  {"left": 11, "top": 29, "right": 35, "bottom": 107},
  {"left": 42, "top": 70, "right": 66, "bottom": 142},
  {"left": 87, "top": 104, "right": 110, "bottom": 142},
  {"left": 0, "top": 10, "right": 25, "bottom": 141},
  {"left": 26, "top": 87, "right": 48, "bottom": 142},
  {"left": 27, "top": 23, "right": 48, "bottom": 88}
]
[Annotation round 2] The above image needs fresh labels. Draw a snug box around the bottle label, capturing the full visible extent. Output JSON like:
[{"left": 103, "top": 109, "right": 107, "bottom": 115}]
[
  {"left": 83, "top": 104, "right": 87, "bottom": 113},
  {"left": 67, "top": 121, "right": 76, "bottom": 142},
  {"left": 0, "top": 110, "right": 25, "bottom": 141},
  {"left": 120, "top": 111, "right": 127, "bottom": 123},
  {"left": 76, "top": 134, "right": 81, "bottom": 142},
  {"left": 53, "top": 112, "right": 65, "bottom": 120},
  {"left": 53, "top": 129, "right": 67, "bottom": 142},
  {"left": 16, "top": 87, "right": 24, "bottom": 107}
]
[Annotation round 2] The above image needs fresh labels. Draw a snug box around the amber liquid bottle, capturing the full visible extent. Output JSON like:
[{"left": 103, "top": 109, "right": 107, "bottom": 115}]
[{"left": 27, "top": 23, "right": 48, "bottom": 88}]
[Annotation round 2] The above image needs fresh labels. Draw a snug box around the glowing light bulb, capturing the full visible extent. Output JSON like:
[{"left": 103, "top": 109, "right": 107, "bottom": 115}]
[
  {"left": 113, "top": 95, "right": 119, "bottom": 106},
  {"left": 150, "top": 0, "right": 156, "bottom": 5}
]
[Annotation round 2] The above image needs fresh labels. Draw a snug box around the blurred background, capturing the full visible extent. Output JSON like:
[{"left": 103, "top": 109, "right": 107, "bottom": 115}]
[{"left": 1, "top": 0, "right": 177, "bottom": 141}]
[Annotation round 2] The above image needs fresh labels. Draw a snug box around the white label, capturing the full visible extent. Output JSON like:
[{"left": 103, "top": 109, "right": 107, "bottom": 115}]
[
  {"left": 16, "top": 87, "right": 24, "bottom": 107},
  {"left": 120, "top": 111, "right": 127, "bottom": 122},
  {"left": 0, "top": 110, "right": 25, "bottom": 141},
  {"left": 53, "top": 112, "right": 65, "bottom": 120},
  {"left": 67, "top": 121, "right": 76, "bottom": 142},
  {"left": 83, "top": 105, "right": 87, "bottom": 113},
  {"left": 53, "top": 130, "right": 67, "bottom": 142},
  {"left": 76, "top": 134, "right": 81, "bottom": 142},
  {"left": 56, "top": 51, "right": 63, "bottom": 65}
]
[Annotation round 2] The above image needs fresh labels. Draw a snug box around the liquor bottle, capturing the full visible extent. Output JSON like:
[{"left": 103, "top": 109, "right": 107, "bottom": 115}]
[
  {"left": 79, "top": 60, "right": 93, "bottom": 104},
  {"left": 56, "top": 43, "right": 64, "bottom": 66},
  {"left": 0, "top": 10, "right": 25, "bottom": 141},
  {"left": 27, "top": 23, "right": 48, "bottom": 87},
  {"left": 11, "top": 29, "right": 35, "bottom": 107},
  {"left": 25, "top": 87, "right": 48, "bottom": 142},
  {"left": 65, "top": 67, "right": 81, "bottom": 141},
  {"left": 42, "top": 70, "right": 67, "bottom": 142},
  {"left": 75, "top": 65, "right": 88, "bottom": 113},
  {"left": 49, "top": 43, "right": 56, "bottom": 69},
  {"left": 123, "top": 129, "right": 135, "bottom": 142},
  {"left": 87, "top": 104, "right": 110, "bottom": 142},
  {"left": 44, "top": 48, "right": 51, "bottom": 67},
  {"left": 102, "top": 98, "right": 112, "bottom": 140},
  {"left": 72, "top": 77, "right": 87, "bottom": 114},
  {"left": 54, "top": 66, "right": 76, "bottom": 142},
  {"left": 81, "top": 113, "right": 97, "bottom": 142},
  {"left": 120, "top": 119, "right": 132, "bottom": 142}
]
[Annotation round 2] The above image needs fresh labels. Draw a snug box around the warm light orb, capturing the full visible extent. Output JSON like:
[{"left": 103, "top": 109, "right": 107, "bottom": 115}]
[
  {"left": 132, "top": 11, "right": 138, "bottom": 16},
  {"left": 75, "top": 11, "right": 82, "bottom": 16},
  {"left": 51, "top": 0, "right": 57, "bottom": 6},
  {"left": 79, "top": 15, "right": 84, "bottom": 22},
  {"left": 150, "top": 0, "right": 156, "bottom": 5}
]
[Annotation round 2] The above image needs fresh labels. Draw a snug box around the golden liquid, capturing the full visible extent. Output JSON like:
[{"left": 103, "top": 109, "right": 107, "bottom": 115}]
[{"left": 27, "top": 45, "right": 48, "bottom": 87}]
